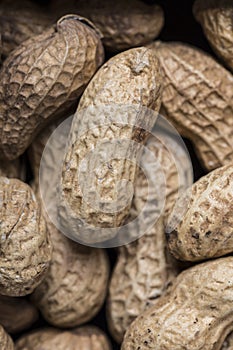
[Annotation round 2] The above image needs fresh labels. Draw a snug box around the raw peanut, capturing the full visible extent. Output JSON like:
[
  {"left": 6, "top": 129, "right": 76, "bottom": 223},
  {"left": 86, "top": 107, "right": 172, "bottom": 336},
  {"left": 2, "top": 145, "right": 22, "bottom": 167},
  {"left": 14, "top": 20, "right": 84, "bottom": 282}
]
[
  {"left": 31, "top": 218, "right": 109, "bottom": 328},
  {"left": 122, "top": 256, "right": 233, "bottom": 350},
  {"left": 59, "top": 47, "right": 162, "bottom": 243},
  {"left": 0, "top": 0, "right": 52, "bottom": 57},
  {"left": 222, "top": 333, "right": 233, "bottom": 350},
  {"left": 193, "top": 0, "right": 233, "bottom": 72},
  {"left": 107, "top": 132, "right": 190, "bottom": 342},
  {"left": 16, "top": 326, "right": 111, "bottom": 350},
  {"left": 167, "top": 164, "right": 233, "bottom": 261},
  {"left": 0, "top": 14, "right": 104, "bottom": 160},
  {"left": 50, "top": 0, "right": 164, "bottom": 52},
  {"left": 0, "top": 177, "right": 52, "bottom": 296},
  {"left": 149, "top": 41, "right": 233, "bottom": 171},
  {"left": 0, "top": 158, "right": 25, "bottom": 181},
  {"left": 0, "top": 295, "right": 38, "bottom": 334},
  {"left": 0, "top": 325, "right": 14, "bottom": 350}
]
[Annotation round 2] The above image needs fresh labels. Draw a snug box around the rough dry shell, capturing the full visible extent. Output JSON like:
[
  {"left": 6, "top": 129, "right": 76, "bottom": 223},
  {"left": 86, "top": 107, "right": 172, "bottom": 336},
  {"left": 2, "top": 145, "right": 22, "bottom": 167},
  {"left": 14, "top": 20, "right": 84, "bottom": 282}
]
[
  {"left": 0, "top": 0, "right": 52, "bottom": 57},
  {"left": 193, "top": 0, "right": 233, "bottom": 72},
  {"left": 0, "top": 14, "right": 104, "bottom": 160},
  {"left": 0, "top": 177, "right": 52, "bottom": 296},
  {"left": 107, "top": 133, "right": 186, "bottom": 343},
  {"left": 0, "top": 295, "right": 38, "bottom": 334},
  {"left": 0, "top": 158, "right": 25, "bottom": 180},
  {"left": 50, "top": 0, "right": 164, "bottom": 52},
  {"left": 31, "top": 217, "right": 109, "bottom": 328},
  {"left": 122, "top": 256, "right": 233, "bottom": 350},
  {"left": 149, "top": 41, "right": 233, "bottom": 171},
  {"left": 167, "top": 164, "right": 233, "bottom": 261},
  {"left": 59, "top": 47, "right": 162, "bottom": 243},
  {"left": 0, "top": 325, "right": 14, "bottom": 350},
  {"left": 15, "top": 326, "right": 111, "bottom": 350}
]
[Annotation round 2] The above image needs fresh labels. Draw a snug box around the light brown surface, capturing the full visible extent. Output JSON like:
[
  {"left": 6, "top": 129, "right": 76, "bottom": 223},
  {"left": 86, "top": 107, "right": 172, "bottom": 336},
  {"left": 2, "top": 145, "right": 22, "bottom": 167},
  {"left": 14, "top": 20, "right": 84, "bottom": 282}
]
[
  {"left": 50, "top": 0, "right": 164, "bottom": 52},
  {"left": 150, "top": 41, "right": 233, "bottom": 171},
  {"left": 60, "top": 47, "right": 162, "bottom": 243},
  {"left": 0, "top": 0, "right": 52, "bottom": 57},
  {"left": 16, "top": 326, "right": 111, "bottom": 350},
  {"left": 107, "top": 134, "right": 182, "bottom": 343},
  {"left": 0, "top": 325, "right": 14, "bottom": 350},
  {"left": 0, "top": 14, "right": 104, "bottom": 160},
  {"left": 122, "top": 257, "right": 233, "bottom": 350},
  {"left": 168, "top": 164, "right": 233, "bottom": 261},
  {"left": 0, "top": 177, "right": 52, "bottom": 296},
  {"left": 32, "top": 218, "right": 109, "bottom": 328},
  {"left": 193, "top": 0, "right": 233, "bottom": 72},
  {"left": 0, "top": 295, "right": 38, "bottom": 334}
]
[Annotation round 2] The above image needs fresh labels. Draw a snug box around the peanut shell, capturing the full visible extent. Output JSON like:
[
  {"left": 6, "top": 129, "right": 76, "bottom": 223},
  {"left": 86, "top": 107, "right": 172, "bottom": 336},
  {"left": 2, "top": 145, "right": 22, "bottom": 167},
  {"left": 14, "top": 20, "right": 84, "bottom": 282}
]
[
  {"left": 193, "top": 0, "right": 233, "bottom": 72},
  {"left": 59, "top": 47, "right": 162, "bottom": 243},
  {"left": 0, "top": 325, "right": 14, "bottom": 350},
  {"left": 122, "top": 256, "right": 233, "bottom": 350},
  {"left": 0, "top": 177, "right": 52, "bottom": 296},
  {"left": 168, "top": 164, "right": 233, "bottom": 261},
  {"left": 16, "top": 326, "right": 111, "bottom": 350},
  {"left": 50, "top": 0, "right": 164, "bottom": 52},
  {"left": 149, "top": 41, "right": 233, "bottom": 171},
  {"left": 0, "top": 14, "right": 104, "bottom": 160}
]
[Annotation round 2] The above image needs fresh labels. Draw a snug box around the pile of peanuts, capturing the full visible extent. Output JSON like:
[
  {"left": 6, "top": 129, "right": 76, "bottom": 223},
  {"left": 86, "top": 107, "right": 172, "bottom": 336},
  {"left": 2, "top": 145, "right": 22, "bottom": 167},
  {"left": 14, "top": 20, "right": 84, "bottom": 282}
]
[{"left": 0, "top": 0, "right": 232, "bottom": 349}]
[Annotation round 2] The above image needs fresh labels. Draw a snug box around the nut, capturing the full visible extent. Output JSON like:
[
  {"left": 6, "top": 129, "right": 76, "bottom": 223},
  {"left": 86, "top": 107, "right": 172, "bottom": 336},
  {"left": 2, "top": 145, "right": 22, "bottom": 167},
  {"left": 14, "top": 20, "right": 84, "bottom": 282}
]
[
  {"left": 0, "top": 177, "right": 52, "bottom": 296},
  {"left": 168, "top": 164, "right": 233, "bottom": 261},
  {"left": 0, "top": 14, "right": 104, "bottom": 160},
  {"left": 149, "top": 41, "right": 233, "bottom": 171},
  {"left": 193, "top": 0, "right": 233, "bottom": 72},
  {"left": 0, "top": 325, "right": 14, "bottom": 350},
  {"left": 0, "top": 0, "right": 52, "bottom": 57},
  {"left": 122, "top": 256, "right": 233, "bottom": 350},
  {"left": 15, "top": 325, "right": 111, "bottom": 350},
  {"left": 0, "top": 295, "right": 38, "bottom": 334},
  {"left": 59, "top": 47, "right": 162, "bottom": 243},
  {"left": 31, "top": 218, "right": 109, "bottom": 328},
  {"left": 50, "top": 0, "right": 164, "bottom": 52}
]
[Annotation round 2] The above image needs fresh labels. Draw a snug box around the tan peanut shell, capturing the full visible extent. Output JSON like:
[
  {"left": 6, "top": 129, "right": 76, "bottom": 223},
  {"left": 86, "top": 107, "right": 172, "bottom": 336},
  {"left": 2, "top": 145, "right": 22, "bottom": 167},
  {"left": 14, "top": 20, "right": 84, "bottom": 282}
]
[
  {"left": 193, "top": 0, "right": 233, "bottom": 72},
  {"left": 167, "top": 164, "right": 233, "bottom": 261},
  {"left": 0, "top": 0, "right": 52, "bottom": 57},
  {"left": 0, "top": 295, "right": 38, "bottom": 334},
  {"left": 0, "top": 177, "right": 52, "bottom": 296},
  {"left": 149, "top": 41, "right": 233, "bottom": 171},
  {"left": 122, "top": 256, "right": 233, "bottom": 350},
  {"left": 16, "top": 326, "right": 111, "bottom": 350},
  {"left": 60, "top": 47, "right": 162, "bottom": 243},
  {"left": 50, "top": 0, "right": 164, "bottom": 52},
  {"left": 0, "top": 325, "right": 14, "bottom": 350},
  {"left": 32, "top": 219, "right": 109, "bottom": 328},
  {"left": 0, "top": 14, "right": 104, "bottom": 160},
  {"left": 107, "top": 134, "right": 184, "bottom": 343}
]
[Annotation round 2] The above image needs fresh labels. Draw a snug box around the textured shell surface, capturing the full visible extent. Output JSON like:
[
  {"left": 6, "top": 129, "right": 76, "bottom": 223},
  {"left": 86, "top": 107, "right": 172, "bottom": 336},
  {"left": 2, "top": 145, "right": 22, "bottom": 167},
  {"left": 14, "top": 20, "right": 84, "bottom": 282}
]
[
  {"left": 59, "top": 47, "right": 162, "bottom": 244},
  {"left": 15, "top": 326, "right": 111, "bottom": 350},
  {"left": 0, "top": 177, "right": 52, "bottom": 296},
  {"left": 193, "top": 0, "right": 233, "bottom": 72},
  {"left": 122, "top": 256, "right": 233, "bottom": 350},
  {"left": 149, "top": 41, "right": 233, "bottom": 171},
  {"left": 0, "top": 325, "right": 14, "bottom": 350},
  {"left": 168, "top": 164, "right": 233, "bottom": 261},
  {"left": 0, "top": 14, "right": 104, "bottom": 160}
]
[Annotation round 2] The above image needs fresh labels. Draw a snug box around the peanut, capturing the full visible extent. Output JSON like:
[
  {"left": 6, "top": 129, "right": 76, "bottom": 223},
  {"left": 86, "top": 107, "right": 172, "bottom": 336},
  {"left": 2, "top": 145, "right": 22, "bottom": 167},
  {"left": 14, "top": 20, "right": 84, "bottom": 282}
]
[
  {"left": 0, "top": 325, "right": 14, "bottom": 350},
  {"left": 50, "top": 0, "right": 164, "bottom": 52},
  {"left": 122, "top": 256, "right": 233, "bottom": 350},
  {"left": 0, "top": 14, "right": 104, "bottom": 160},
  {"left": 15, "top": 326, "right": 111, "bottom": 350},
  {"left": 149, "top": 41, "right": 233, "bottom": 171},
  {"left": 59, "top": 47, "right": 162, "bottom": 243},
  {"left": 193, "top": 0, "right": 233, "bottom": 72},
  {"left": 0, "top": 295, "right": 38, "bottom": 334},
  {"left": 168, "top": 164, "right": 233, "bottom": 261},
  {"left": 0, "top": 177, "right": 52, "bottom": 296}
]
